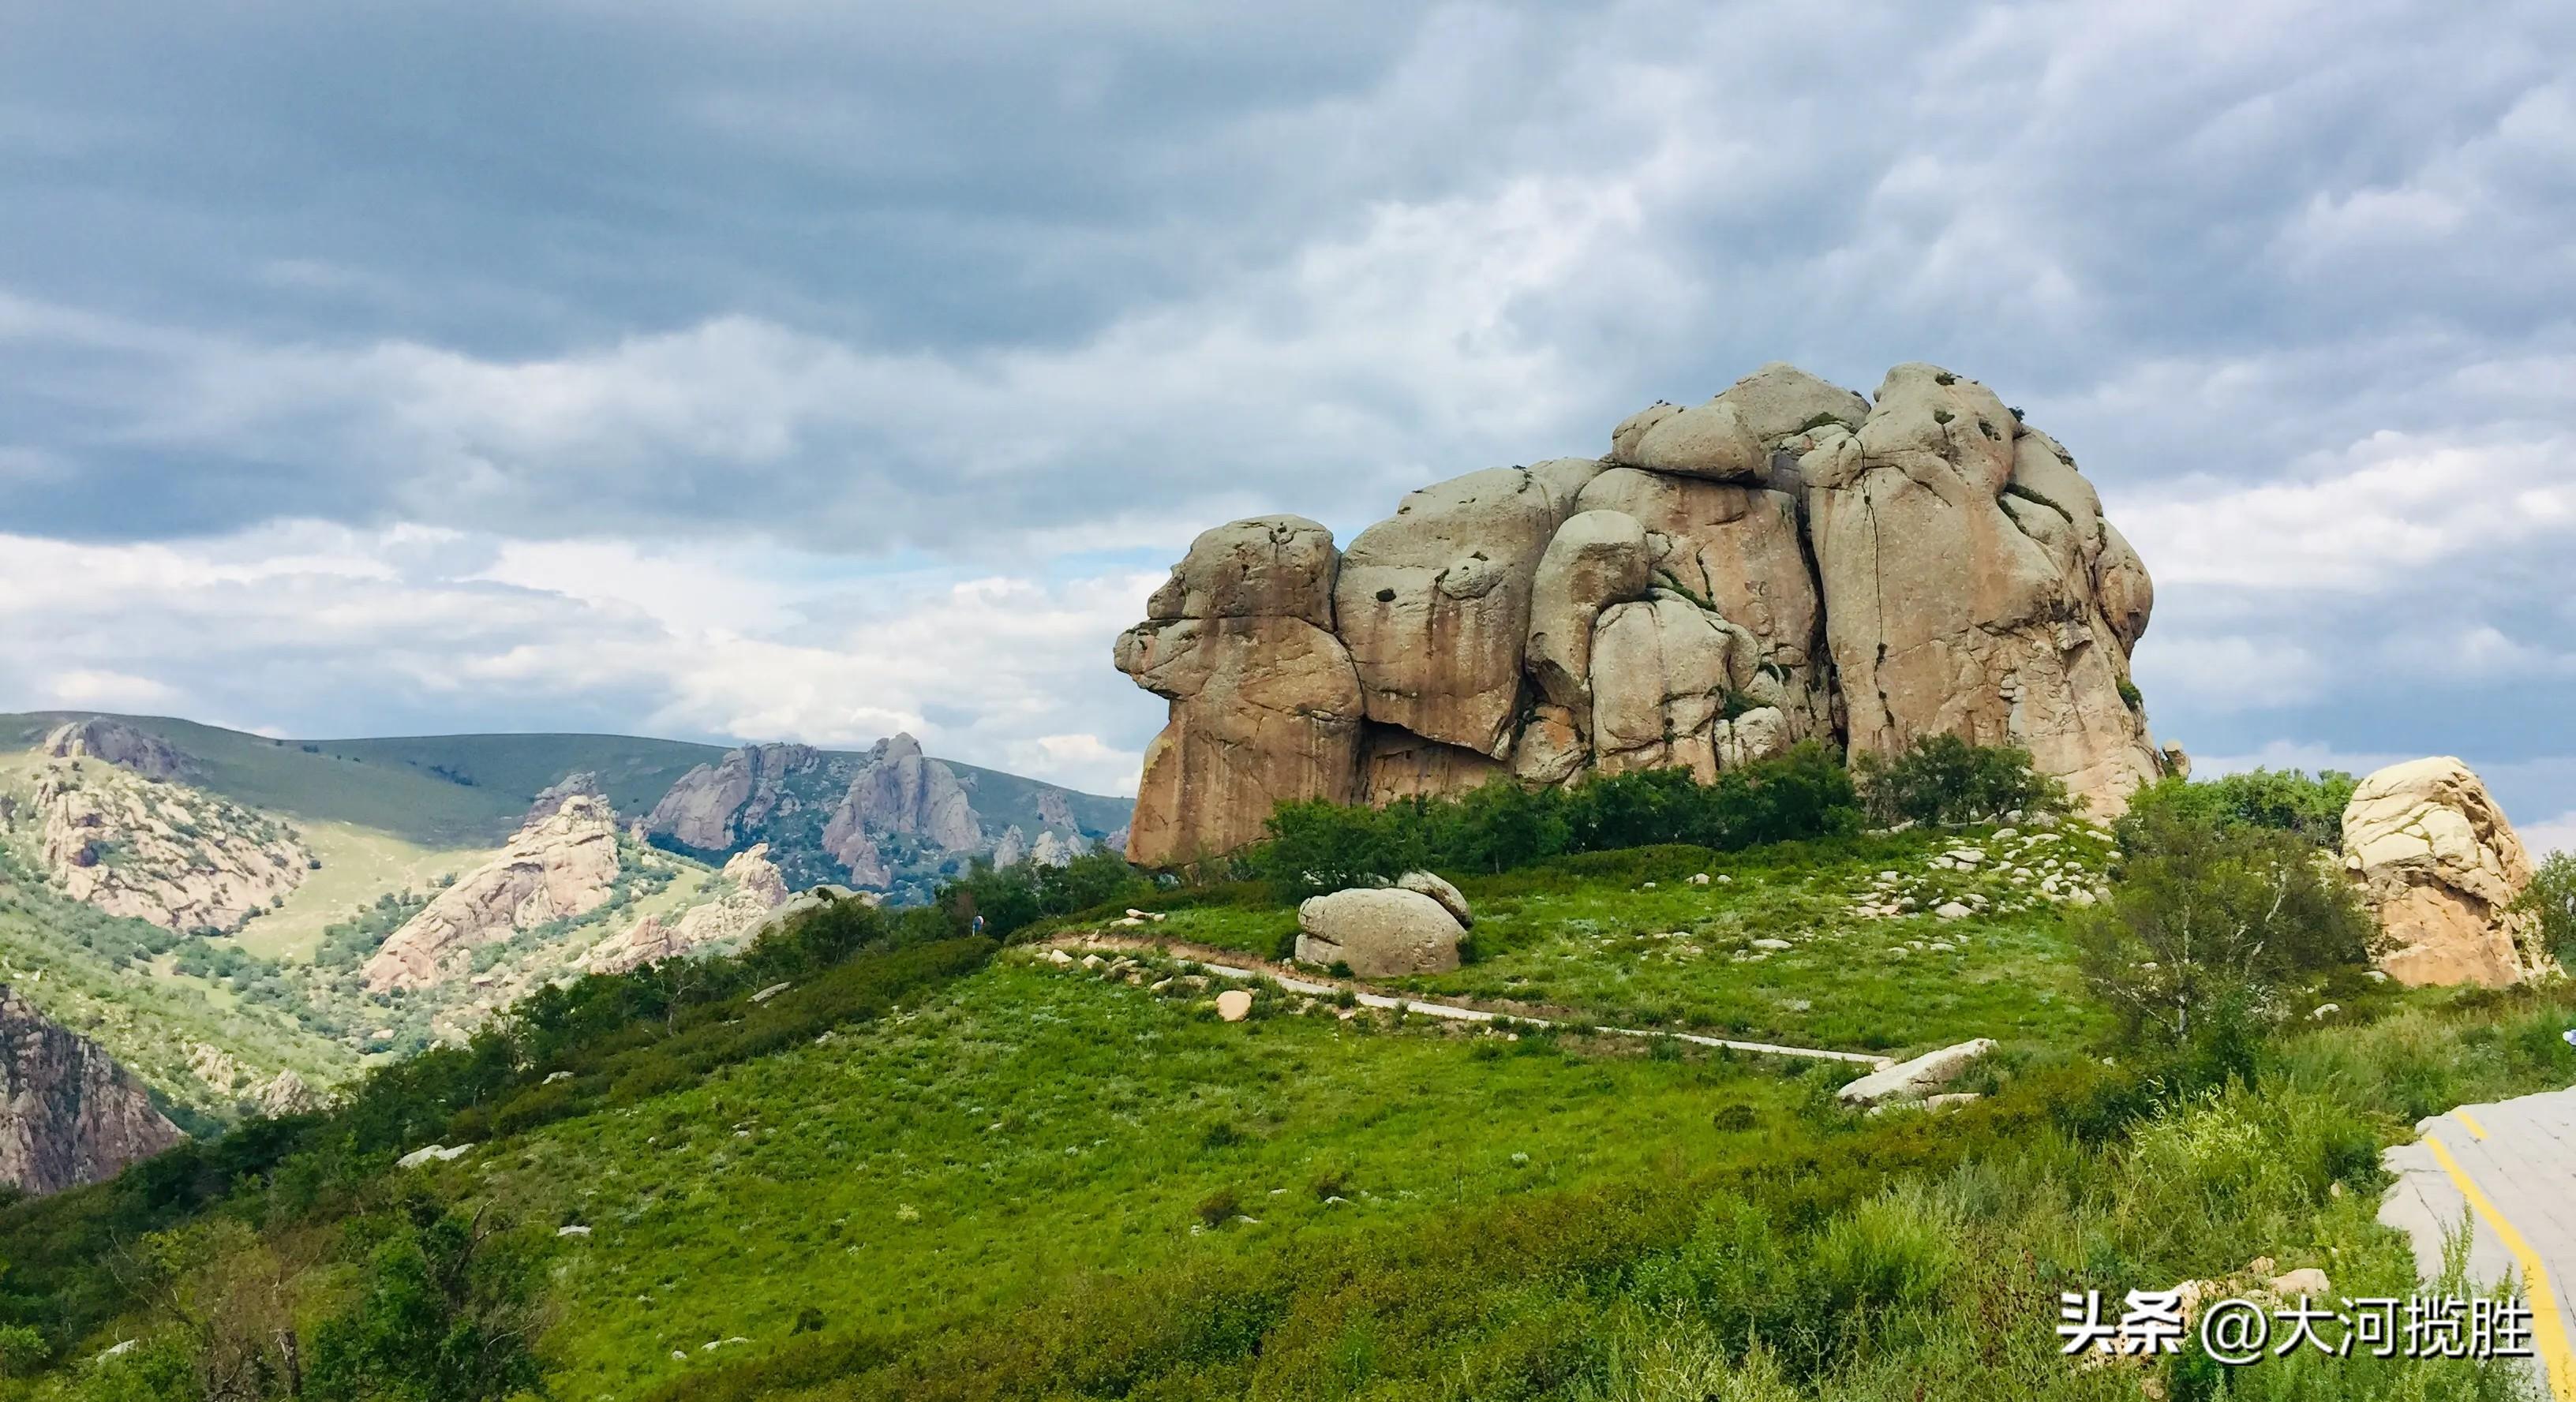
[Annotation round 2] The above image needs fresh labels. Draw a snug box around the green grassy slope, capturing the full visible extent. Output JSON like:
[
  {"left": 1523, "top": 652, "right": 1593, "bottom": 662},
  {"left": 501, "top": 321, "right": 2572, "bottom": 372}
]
[
  {"left": 1140, "top": 826, "right": 2121, "bottom": 1058},
  {"left": 0, "top": 712, "right": 518, "bottom": 847},
  {"left": 481, "top": 959, "right": 1813, "bottom": 1400},
  {"left": 0, "top": 858, "right": 356, "bottom": 1130},
  {"left": 10, "top": 821, "right": 2574, "bottom": 1400}
]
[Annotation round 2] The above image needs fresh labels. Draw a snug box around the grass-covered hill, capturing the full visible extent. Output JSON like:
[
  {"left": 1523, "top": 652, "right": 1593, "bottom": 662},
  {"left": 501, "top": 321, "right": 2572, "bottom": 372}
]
[
  {"left": 2, "top": 746, "right": 2568, "bottom": 1400},
  {"left": 0, "top": 714, "right": 1133, "bottom": 855}
]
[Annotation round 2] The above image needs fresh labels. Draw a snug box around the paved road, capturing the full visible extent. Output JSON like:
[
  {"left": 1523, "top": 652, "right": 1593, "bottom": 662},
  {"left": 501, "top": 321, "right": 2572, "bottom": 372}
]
[{"left": 2381, "top": 1086, "right": 2576, "bottom": 1400}]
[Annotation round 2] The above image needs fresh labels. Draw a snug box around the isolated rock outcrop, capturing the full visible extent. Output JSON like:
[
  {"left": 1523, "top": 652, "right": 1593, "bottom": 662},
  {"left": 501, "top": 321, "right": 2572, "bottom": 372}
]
[
  {"left": 29, "top": 757, "right": 309, "bottom": 933},
  {"left": 1118, "top": 517, "right": 1366, "bottom": 866},
  {"left": 42, "top": 717, "right": 198, "bottom": 782},
  {"left": 824, "top": 734, "right": 981, "bottom": 856},
  {"left": 2341, "top": 758, "right": 2545, "bottom": 987},
  {"left": 585, "top": 843, "right": 791, "bottom": 976},
  {"left": 0, "top": 984, "right": 185, "bottom": 1195},
  {"left": 1294, "top": 888, "right": 1464, "bottom": 977},
  {"left": 1114, "top": 362, "right": 2168, "bottom": 860},
  {"left": 255, "top": 1068, "right": 324, "bottom": 1117},
  {"left": 364, "top": 795, "right": 621, "bottom": 992}
]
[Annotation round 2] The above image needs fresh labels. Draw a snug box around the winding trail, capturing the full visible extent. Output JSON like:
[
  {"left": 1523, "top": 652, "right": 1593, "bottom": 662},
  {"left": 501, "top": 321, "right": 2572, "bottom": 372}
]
[
  {"left": 2380, "top": 1086, "right": 2576, "bottom": 1400},
  {"left": 1034, "top": 931, "right": 1894, "bottom": 1069}
]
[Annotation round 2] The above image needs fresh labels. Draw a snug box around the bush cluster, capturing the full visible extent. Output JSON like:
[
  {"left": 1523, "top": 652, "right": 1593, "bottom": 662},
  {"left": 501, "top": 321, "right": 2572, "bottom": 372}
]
[
  {"left": 1850, "top": 733, "right": 2069, "bottom": 827},
  {"left": 2123, "top": 767, "right": 2359, "bottom": 851},
  {"left": 1249, "top": 742, "right": 1862, "bottom": 899}
]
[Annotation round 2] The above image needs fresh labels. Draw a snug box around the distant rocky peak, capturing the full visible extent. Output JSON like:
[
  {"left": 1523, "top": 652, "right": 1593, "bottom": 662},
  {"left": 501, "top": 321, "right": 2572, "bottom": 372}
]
[
  {"left": 41, "top": 717, "right": 197, "bottom": 782},
  {"left": 524, "top": 771, "right": 609, "bottom": 828},
  {"left": 871, "top": 732, "right": 926, "bottom": 763},
  {"left": 641, "top": 742, "right": 823, "bottom": 851}
]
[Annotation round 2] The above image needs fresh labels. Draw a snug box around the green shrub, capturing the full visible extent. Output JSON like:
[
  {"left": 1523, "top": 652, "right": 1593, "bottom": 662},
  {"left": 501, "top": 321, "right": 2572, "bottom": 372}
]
[
  {"left": 1851, "top": 735, "right": 2067, "bottom": 827},
  {"left": 2076, "top": 806, "right": 2373, "bottom": 1049},
  {"left": 1250, "top": 743, "right": 1860, "bottom": 899}
]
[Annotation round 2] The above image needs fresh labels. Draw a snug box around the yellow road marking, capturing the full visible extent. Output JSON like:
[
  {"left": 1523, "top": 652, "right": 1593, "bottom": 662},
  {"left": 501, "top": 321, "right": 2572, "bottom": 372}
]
[
  {"left": 2426, "top": 1132, "right": 2575, "bottom": 1400},
  {"left": 2457, "top": 1110, "right": 2492, "bottom": 1141}
]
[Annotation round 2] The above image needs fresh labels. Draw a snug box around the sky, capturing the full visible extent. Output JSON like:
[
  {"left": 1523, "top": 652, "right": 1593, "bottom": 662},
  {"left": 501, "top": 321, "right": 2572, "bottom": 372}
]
[{"left": 0, "top": 2, "right": 2570, "bottom": 851}]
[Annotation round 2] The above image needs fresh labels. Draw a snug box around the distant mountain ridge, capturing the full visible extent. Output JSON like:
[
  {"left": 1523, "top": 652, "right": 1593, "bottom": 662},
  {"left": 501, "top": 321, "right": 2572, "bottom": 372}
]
[{"left": 0, "top": 712, "right": 1133, "bottom": 901}]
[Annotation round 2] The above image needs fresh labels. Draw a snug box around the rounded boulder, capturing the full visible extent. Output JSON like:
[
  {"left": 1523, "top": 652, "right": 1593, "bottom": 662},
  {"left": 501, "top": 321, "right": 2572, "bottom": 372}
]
[{"left": 1295, "top": 888, "right": 1465, "bottom": 977}]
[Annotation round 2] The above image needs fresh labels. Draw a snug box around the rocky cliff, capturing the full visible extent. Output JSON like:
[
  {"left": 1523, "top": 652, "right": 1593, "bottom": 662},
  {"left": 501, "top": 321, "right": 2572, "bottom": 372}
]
[
  {"left": 363, "top": 795, "right": 621, "bottom": 992},
  {"left": 1118, "top": 363, "right": 2166, "bottom": 866},
  {"left": 42, "top": 717, "right": 199, "bottom": 782},
  {"left": 0, "top": 983, "right": 185, "bottom": 1195},
  {"left": 25, "top": 756, "right": 311, "bottom": 933}
]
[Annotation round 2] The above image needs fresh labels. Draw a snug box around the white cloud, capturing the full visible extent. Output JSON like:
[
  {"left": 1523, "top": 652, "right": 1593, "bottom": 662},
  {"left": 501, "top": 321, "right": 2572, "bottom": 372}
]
[
  {"left": 0, "top": 526, "right": 1166, "bottom": 796},
  {"left": 2119, "top": 431, "right": 2576, "bottom": 592},
  {"left": 2522, "top": 811, "right": 2576, "bottom": 859},
  {"left": 36, "top": 670, "right": 182, "bottom": 711}
]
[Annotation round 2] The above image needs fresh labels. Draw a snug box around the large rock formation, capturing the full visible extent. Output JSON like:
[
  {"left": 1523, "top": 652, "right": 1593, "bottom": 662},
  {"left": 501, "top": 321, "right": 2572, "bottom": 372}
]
[
  {"left": 1117, "top": 517, "right": 1367, "bottom": 866},
  {"left": 28, "top": 757, "right": 309, "bottom": 933},
  {"left": 642, "top": 743, "right": 824, "bottom": 851},
  {"left": 1803, "top": 365, "right": 2158, "bottom": 806},
  {"left": 1117, "top": 363, "right": 2166, "bottom": 860},
  {"left": 2341, "top": 758, "right": 2547, "bottom": 987},
  {"left": 42, "top": 717, "right": 197, "bottom": 782},
  {"left": 824, "top": 734, "right": 981, "bottom": 856},
  {"left": 0, "top": 984, "right": 185, "bottom": 1195},
  {"left": 584, "top": 844, "right": 791, "bottom": 976},
  {"left": 642, "top": 734, "right": 997, "bottom": 892},
  {"left": 363, "top": 795, "right": 621, "bottom": 992},
  {"left": 525, "top": 771, "right": 609, "bottom": 827}
]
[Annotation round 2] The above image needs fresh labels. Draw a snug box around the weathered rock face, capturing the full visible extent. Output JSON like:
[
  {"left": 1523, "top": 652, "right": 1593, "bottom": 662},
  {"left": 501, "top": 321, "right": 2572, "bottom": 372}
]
[
  {"left": 28, "top": 759, "right": 310, "bottom": 933},
  {"left": 42, "top": 717, "right": 197, "bottom": 782},
  {"left": 1294, "top": 888, "right": 1464, "bottom": 976},
  {"left": 0, "top": 984, "right": 185, "bottom": 1195},
  {"left": 642, "top": 743, "right": 823, "bottom": 851},
  {"left": 825, "top": 734, "right": 980, "bottom": 856},
  {"left": 584, "top": 843, "right": 790, "bottom": 976},
  {"left": 364, "top": 795, "right": 621, "bottom": 992},
  {"left": 1334, "top": 466, "right": 1597, "bottom": 757},
  {"left": 2341, "top": 758, "right": 2547, "bottom": 988},
  {"left": 1803, "top": 365, "right": 2159, "bottom": 813},
  {"left": 525, "top": 771, "right": 608, "bottom": 827},
  {"left": 1119, "top": 517, "right": 1366, "bottom": 866},
  {"left": 1115, "top": 363, "right": 2167, "bottom": 858}
]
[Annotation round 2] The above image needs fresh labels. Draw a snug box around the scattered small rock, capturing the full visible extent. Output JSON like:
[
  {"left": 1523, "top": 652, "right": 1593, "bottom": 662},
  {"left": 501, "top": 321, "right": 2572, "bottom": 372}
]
[{"left": 1215, "top": 989, "right": 1253, "bottom": 1023}]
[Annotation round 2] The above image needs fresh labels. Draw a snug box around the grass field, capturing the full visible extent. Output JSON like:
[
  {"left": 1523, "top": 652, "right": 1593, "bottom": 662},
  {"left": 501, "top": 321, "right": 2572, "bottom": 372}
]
[
  {"left": 451, "top": 956, "right": 1821, "bottom": 1400},
  {"left": 1137, "top": 826, "right": 2125, "bottom": 1057},
  {"left": 235, "top": 819, "right": 492, "bottom": 960}
]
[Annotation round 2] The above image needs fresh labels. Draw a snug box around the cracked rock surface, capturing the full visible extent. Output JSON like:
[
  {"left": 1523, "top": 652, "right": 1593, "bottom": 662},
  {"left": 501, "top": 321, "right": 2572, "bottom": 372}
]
[{"left": 1118, "top": 362, "right": 2168, "bottom": 866}]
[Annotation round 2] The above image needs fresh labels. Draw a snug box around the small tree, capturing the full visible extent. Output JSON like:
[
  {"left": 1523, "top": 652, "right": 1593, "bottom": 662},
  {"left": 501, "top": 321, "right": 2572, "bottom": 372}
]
[
  {"left": 306, "top": 1196, "right": 549, "bottom": 1402},
  {"left": 2518, "top": 852, "right": 2576, "bottom": 967},
  {"left": 2076, "top": 806, "right": 2373, "bottom": 1051}
]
